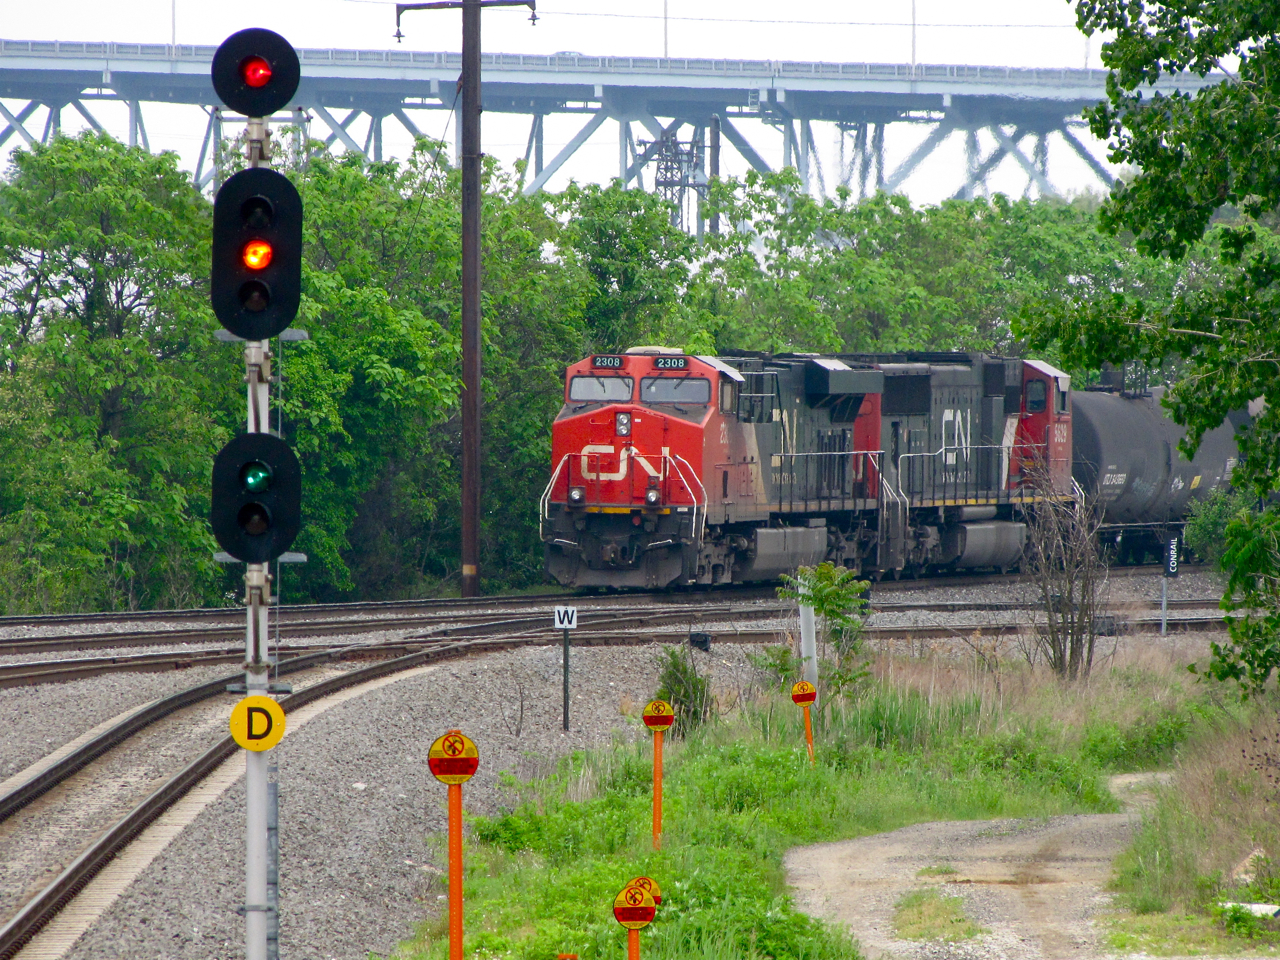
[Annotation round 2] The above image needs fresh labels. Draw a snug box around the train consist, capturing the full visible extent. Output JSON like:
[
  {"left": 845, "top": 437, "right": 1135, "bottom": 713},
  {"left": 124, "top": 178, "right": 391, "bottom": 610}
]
[{"left": 541, "top": 348, "right": 1237, "bottom": 588}]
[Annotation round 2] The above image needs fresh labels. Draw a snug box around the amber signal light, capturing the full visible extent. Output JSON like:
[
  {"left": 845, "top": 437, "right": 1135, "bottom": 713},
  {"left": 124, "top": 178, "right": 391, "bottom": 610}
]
[
  {"left": 242, "top": 240, "right": 274, "bottom": 270},
  {"left": 241, "top": 56, "right": 273, "bottom": 88}
]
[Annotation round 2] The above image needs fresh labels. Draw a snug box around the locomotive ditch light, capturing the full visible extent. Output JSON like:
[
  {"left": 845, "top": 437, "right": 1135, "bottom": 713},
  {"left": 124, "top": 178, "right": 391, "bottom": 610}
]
[
  {"left": 644, "top": 488, "right": 662, "bottom": 507},
  {"left": 616, "top": 411, "right": 632, "bottom": 436},
  {"left": 568, "top": 486, "right": 586, "bottom": 506}
]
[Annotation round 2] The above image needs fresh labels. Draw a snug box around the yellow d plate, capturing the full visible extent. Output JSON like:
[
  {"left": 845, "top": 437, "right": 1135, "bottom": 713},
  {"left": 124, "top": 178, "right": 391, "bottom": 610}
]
[{"left": 229, "top": 695, "right": 286, "bottom": 752}]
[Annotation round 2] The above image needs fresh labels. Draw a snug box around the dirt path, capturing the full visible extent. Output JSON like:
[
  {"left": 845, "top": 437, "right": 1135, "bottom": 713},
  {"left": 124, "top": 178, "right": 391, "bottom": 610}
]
[{"left": 786, "top": 775, "right": 1169, "bottom": 960}]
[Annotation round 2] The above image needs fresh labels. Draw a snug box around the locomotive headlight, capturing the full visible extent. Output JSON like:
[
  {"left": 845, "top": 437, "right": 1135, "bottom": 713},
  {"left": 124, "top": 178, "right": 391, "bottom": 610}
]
[
  {"left": 615, "top": 411, "right": 632, "bottom": 436},
  {"left": 568, "top": 486, "right": 586, "bottom": 506},
  {"left": 644, "top": 487, "right": 662, "bottom": 507}
]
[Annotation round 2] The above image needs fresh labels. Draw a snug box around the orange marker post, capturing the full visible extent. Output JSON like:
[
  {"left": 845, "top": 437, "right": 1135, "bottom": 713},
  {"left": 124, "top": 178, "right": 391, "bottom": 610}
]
[
  {"left": 642, "top": 700, "right": 675, "bottom": 850},
  {"left": 614, "top": 884, "right": 656, "bottom": 960},
  {"left": 428, "top": 729, "right": 479, "bottom": 960},
  {"left": 791, "top": 681, "right": 817, "bottom": 765}
]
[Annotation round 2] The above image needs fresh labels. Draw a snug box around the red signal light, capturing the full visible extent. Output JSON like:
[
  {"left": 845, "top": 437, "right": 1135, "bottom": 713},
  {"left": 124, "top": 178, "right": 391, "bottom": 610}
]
[
  {"left": 241, "top": 56, "right": 273, "bottom": 88},
  {"left": 242, "top": 240, "right": 274, "bottom": 270}
]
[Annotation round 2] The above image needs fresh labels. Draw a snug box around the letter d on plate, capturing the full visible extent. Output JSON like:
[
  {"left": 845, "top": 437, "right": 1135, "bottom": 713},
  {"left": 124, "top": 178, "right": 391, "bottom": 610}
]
[{"left": 230, "top": 695, "right": 286, "bottom": 751}]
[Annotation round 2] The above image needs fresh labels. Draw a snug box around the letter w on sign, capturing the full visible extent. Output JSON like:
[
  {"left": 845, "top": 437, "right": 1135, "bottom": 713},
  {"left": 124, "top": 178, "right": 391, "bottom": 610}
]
[{"left": 554, "top": 606, "right": 578, "bottom": 630}]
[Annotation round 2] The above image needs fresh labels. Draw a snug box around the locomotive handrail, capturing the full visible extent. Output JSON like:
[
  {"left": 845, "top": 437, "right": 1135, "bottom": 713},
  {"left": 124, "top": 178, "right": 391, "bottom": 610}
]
[
  {"left": 539, "top": 453, "right": 573, "bottom": 538},
  {"left": 666, "top": 452, "right": 708, "bottom": 544},
  {"left": 893, "top": 441, "right": 1070, "bottom": 505},
  {"left": 540, "top": 449, "right": 706, "bottom": 547},
  {"left": 771, "top": 448, "right": 882, "bottom": 510}
]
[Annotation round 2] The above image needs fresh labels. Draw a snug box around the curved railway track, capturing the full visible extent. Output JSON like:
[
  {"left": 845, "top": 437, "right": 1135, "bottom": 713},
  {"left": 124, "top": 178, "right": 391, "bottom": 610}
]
[{"left": 0, "top": 574, "right": 1227, "bottom": 957}]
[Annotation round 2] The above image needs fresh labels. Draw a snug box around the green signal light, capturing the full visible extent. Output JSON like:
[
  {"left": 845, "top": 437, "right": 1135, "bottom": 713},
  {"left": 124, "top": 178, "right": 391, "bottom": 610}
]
[{"left": 241, "top": 461, "right": 272, "bottom": 494}]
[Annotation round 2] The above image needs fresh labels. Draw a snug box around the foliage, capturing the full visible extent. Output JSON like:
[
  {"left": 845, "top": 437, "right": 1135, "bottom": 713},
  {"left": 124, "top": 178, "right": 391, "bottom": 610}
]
[
  {"left": 0, "top": 128, "right": 1210, "bottom": 610},
  {"left": 654, "top": 645, "right": 711, "bottom": 737},
  {"left": 1017, "top": 0, "right": 1280, "bottom": 690},
  {"left": 411, "top": 685, "right": 1124, "bottom": 960},
  {"left": 1023, "top": 465, "right": 1106, "bottom": 681},
  {"left": 778, "top": 562, "right": 871, "bottom": 704},
  {"left": 1193, "top": 507, "right": 1280, "bottom": 696},
  {"left": 1184, "top": 486, "right": 1258, "bottom": 568},
  {"left": 0, "top": 132, "right": 225, "bottom": 611},
  {"left": 778, "top": 562, "right": 869, "bottom": 658}
]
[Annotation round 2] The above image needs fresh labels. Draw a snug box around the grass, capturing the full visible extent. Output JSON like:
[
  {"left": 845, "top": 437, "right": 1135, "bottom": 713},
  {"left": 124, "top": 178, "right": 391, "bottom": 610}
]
[
  {"left": 892, "top": 888, "right": 987, "bottom": 942},
  {"left": 1103, "top": 910, "right": 1280, "bottom": 955},
  {"left": 1105, "top": 696, "right": 1280, "bottom": 954},
  {"left": 916, "top": 863, "right": 958, "bottom": 877},
  {"left": 386, "top": 643, "right": 1232, "bottom": 960}
]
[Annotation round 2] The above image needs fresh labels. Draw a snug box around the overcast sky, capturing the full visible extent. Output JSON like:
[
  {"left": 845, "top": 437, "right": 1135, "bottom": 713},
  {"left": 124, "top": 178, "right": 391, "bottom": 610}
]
[{"left": 2, "top": 1, "right": 1116, "bottom": 203}]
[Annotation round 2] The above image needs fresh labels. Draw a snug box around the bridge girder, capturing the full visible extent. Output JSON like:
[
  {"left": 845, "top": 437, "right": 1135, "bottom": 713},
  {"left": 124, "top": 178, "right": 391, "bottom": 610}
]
[{"left": 0, "top": 38, "right": 1216, "bottom": 218}]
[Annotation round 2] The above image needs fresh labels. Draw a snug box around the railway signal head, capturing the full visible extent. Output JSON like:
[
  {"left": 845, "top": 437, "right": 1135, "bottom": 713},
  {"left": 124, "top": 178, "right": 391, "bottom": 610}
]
[
  {"left": 211, "top": 433, "right": 302, "bottom": 563},
  {"left": 211, "top": 28, "right": 300, "bottom": 117},
  {"left": 211, "top": 167, "right": 302, "bottom": 340}
]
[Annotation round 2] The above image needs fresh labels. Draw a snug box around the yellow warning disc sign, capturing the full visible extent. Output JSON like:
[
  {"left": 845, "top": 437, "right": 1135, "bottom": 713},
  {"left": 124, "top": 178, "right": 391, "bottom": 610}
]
[
  {"left": 613, "top": 884, "right": 656, "bottom": 929},
  {"left": 428, "top": 730, "right": 480, "bottom": 784},
  {"left": 642, "top": 700, "right": 675, "bottom": 731},
  {"left": 229, "top": 696, "right": 286, "bottom": 752},
  {"left": 791, "top": 680, "right": 817, "bottom": 706},
  {"left": 627, "top": 875, "right": 662, "bottom": 905}
]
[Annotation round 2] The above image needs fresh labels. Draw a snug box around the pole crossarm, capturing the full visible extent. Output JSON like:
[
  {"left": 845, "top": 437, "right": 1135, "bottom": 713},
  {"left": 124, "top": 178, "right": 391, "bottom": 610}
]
[{"left": 395, "top": 0, "right": 536, "bottom": 41}]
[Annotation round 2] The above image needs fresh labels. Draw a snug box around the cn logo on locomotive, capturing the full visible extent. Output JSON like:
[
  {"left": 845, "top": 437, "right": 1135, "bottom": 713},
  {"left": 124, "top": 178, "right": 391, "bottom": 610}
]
[{"left": 578, "top": 444, "right": 671, "bottom": 481}]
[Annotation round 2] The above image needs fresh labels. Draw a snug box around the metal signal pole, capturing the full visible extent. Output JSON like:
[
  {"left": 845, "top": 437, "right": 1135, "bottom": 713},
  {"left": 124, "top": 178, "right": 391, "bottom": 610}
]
[{"left": 395, "top": 0, "right": 537, "bottom": 598}]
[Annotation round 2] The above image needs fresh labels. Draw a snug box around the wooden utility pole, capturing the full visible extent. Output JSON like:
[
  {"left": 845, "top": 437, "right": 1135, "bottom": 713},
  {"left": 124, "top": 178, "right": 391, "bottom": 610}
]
[{"left": 395, "top": 0, "right": 537, "bottom": 596}]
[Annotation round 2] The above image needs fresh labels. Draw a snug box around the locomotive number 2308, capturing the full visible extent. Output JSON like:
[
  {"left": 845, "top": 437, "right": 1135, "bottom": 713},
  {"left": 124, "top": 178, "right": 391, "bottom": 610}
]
[{"left": 654, "top": 356, "right": 688, "bottom": 369}]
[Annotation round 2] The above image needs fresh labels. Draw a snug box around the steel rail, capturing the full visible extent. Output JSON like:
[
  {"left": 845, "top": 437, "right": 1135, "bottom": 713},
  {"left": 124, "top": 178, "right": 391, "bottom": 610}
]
[
  {"left": 0, "top": 600, "right": 787, "bottom": 657},
  {"left": 0, "top": 563, "right": 1203, "bottom": 633},
  {"left": 0, "top": 599, "right": 1233, "bottom": 955},
  {"left": 0, "top": 625, "right": 738, "bottom": 957}
]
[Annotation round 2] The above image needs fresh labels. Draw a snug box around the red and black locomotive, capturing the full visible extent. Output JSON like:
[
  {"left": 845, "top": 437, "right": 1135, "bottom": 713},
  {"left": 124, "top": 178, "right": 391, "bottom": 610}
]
[{"left": 541, "top": 347, "right": 1076, "bottom": 588}]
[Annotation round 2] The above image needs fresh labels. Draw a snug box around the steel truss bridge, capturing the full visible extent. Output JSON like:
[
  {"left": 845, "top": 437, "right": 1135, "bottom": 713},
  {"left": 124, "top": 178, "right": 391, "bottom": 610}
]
[{"left": 0, "top": 38, "right": 1217, "bottom": 230}]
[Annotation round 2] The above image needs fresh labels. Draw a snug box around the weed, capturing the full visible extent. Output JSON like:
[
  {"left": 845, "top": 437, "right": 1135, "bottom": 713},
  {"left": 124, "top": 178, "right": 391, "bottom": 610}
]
[
  {"left": 892, "top": 888, "right": 986, "bottom": 941},
  {"left": 916, "top": 864, "right": 958, "bottom": 877},
  {"left": 654, "top": 645, "right": 710, "bottom": 736}
]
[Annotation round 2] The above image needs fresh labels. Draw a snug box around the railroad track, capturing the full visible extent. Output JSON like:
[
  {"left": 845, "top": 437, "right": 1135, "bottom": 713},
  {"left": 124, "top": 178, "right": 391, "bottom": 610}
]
[
  {"left": 0, "top": 618, "right": 797, "bottom": 958},
  {"left": 0, "top": 596, "right": 1229, "bottom": 688},
  {"left": 0, "top": 589, "right": 1229, "bottom": 956},
  {"left": 0, "top": 561, "right": 1203, "bottom": 638}
]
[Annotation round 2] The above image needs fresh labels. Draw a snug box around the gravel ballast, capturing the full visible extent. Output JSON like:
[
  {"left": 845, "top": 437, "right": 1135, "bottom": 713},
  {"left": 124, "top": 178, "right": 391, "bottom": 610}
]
[{"left": 61, "top": 641, "right": 764, "bottom": 960}]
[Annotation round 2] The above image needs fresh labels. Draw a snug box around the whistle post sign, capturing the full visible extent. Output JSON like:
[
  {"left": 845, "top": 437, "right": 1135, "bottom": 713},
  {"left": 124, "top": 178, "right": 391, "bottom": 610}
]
[{"left": 229, "top": 695, "right": 286, "bottom": 751}]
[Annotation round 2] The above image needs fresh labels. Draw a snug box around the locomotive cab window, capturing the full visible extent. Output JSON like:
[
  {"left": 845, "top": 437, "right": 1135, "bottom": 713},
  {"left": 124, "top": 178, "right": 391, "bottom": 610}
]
[
  {"left": 1056, "top": 384, "right": 1069, "bottom": 414},
  {"left": 1025, "top": 379, "right": 1047, "bottom": 413},
  {"left": 569, "top": 376, "right": 633, "bottom": 402},
  {"left": 719, "top": 379, "right": 738, "bottom": 414},
  {"left": 640, "top": 376, "right": 710, "bottom": 405}
]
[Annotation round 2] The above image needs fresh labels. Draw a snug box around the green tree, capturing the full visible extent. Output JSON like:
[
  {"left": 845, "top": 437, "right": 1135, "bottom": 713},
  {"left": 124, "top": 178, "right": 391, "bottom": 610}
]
[
  {"left": 0, "top": 132, "right": 225, "bottom": 611},
  {"left": 1018, "top": 0, "right": 1280, "bottom": 693}
]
